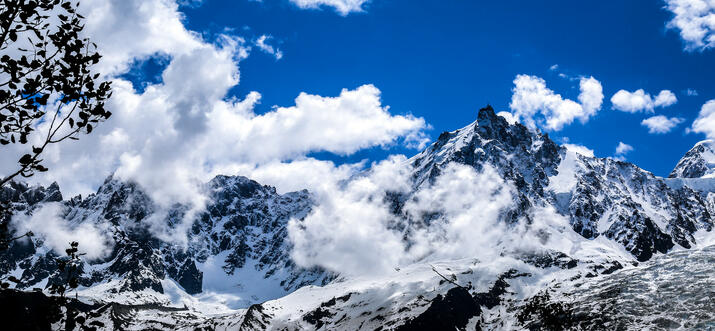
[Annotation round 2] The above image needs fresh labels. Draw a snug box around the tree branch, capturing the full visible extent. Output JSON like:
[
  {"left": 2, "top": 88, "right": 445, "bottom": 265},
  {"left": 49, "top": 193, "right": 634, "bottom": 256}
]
[{"left": 430, "top": 264, "right": 467, "bottom": 290}]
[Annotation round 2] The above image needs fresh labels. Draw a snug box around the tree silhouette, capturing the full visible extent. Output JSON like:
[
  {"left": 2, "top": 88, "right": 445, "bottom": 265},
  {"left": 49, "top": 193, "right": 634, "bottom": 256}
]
[
  {"left": 48, "top": 241, "right": 83, "bottom": 299},
  {"left": 0, "top": 0, "right": 112, "bottom": 252},
  {"left": 0, "top": 0, "right": 112, "bottom": 187}
]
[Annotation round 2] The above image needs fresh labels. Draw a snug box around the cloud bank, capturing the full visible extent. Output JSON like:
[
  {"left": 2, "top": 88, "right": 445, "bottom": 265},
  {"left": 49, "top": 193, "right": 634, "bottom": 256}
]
[
  {"left": 287, "top": 160, "right": 516, "bottom": 276},
  {"left": 0, "top": 0, "right": 427, "bottom": 247},
  {"left": 286, "top": 159, "right": 599, "bottom": 277}
]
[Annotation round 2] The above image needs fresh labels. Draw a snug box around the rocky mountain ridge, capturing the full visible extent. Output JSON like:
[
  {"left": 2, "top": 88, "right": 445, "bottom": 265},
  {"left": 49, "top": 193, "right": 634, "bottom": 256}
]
[
  {"left": 0, "top": 174, "right": 331, "bottom": 309},
  {"left": 407, "top": 107, "right": 713, "bottom": 261},
  {"left": 1, "top": 106, "right": 714, "bottom": 329}
]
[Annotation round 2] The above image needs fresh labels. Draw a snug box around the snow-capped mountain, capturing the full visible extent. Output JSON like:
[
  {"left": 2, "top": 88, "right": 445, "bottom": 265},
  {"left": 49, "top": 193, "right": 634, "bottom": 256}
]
[
  {"left": 1, "top": 106, "right": 713, "bottom": 330},
  {"left": 669, "top": 139, "right": 715, "bottom": 179},
  {"left": 0, "top": 174, "right": 331, "bottom": 309},
  {"left": 408, "top": 107, "right": 712, "bottom": 261}
]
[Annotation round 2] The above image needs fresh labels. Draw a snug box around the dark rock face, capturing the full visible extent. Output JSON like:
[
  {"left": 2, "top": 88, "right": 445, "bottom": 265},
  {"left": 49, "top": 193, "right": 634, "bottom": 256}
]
[
  {"left": 237, "top": 304, "right": 273, "bottom": 330},
  {"left": 108, "top": 241, "right": 166, "bottom": 293},
  {"left": 518, "top": 250, "right": 578, "bottom": 269},
  {"left": 399, "top": 269, "right": 527, "bottom": 331},
  {"left": 176, "top": 259, "right": 202, "bottom": 295},
  {"left": 0, "top": 289, "right": 63, "bottom": 330},
  {"left": 604, "top": 212, "right": 674, "bottom": 262},
  {"left": 303, "top": 306, "right": 337, "bottom": 329},
  {"left": 398, "top": 286, "right": 480, "bottom": 331},
  {"left": 0, "top": 237, "right": 35, "bottom": 275}
]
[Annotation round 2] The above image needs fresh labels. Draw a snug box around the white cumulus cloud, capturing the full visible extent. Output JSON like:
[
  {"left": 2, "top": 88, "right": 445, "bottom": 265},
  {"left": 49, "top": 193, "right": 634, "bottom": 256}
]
[
  {"left": 664, "top": 0, "right": 715, "bottom": 51},
  {"left": 610, "top": 89, "right": 678, "bottom": 113},
  {"left": 654, "top": 90, "right": 678, "bottom": 107},
  {"left": 509, "top": 74, "right": 603, "bottom": 131},
  {"left": 0, "top": 0, "right": 428, "bottom": 247},
  {"left": 79, "top": 0, "right": 204, "bottom": 76},
  {"left": 690, "top": 99, "right": 715, "bottom": 138},
  {"left": 641, "top": 115, "right": 685, "bottom": 134}
]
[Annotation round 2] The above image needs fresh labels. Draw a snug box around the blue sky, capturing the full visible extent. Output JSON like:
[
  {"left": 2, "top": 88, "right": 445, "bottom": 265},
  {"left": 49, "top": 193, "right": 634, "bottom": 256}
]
[
  {"left": 12, "top": 0, "right": 713, "bottom": 197},
  {"left": 155, "top": 0, "right": 713, "bottom": 177}
]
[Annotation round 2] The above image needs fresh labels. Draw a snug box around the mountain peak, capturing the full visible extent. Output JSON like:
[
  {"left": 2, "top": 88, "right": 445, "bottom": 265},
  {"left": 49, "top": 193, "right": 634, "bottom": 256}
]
[
  {"left": 669, "top": 139, "right": 715, "bottom": 178},
  {"left": 475, "top": 104, "right": 497, "bottom": 122}
]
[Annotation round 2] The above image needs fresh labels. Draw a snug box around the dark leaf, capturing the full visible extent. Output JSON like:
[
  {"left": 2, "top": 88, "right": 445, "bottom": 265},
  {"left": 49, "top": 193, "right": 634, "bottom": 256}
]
[{"left": 19, "top": 154, "right": 33, "bottom": 165}]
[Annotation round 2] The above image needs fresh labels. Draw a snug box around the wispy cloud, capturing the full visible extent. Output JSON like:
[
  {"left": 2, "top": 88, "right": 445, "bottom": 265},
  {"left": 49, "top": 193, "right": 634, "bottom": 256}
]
[
  {"left": 13, "top": 203, "right": 114, "bottom": 260},
  {"left": 255, "top": 35, "right": 283, "bottom": 60},
  {"left": 612, "top": 141, "right": 634, "bottom": 161},
  {"left": 289, "top": 0, "right": 372, "bottom": 16},
  {"left": 564, "top": 143, "right": 595, "bottom": 157}
]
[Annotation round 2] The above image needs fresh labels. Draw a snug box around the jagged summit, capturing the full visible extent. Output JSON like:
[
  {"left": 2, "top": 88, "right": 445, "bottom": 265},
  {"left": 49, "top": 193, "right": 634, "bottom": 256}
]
[
  {"left": 411, "top": 106, "right": 560, "bottom": 186},
  {"left": 0, "top": 180, "right": 63, "bottom": 208},
  {"left": 410, "top": 105, "right": 712, "bottom": 261},
  {"left": 669, "top": 139, "right": 715, "bottom": 178}
]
